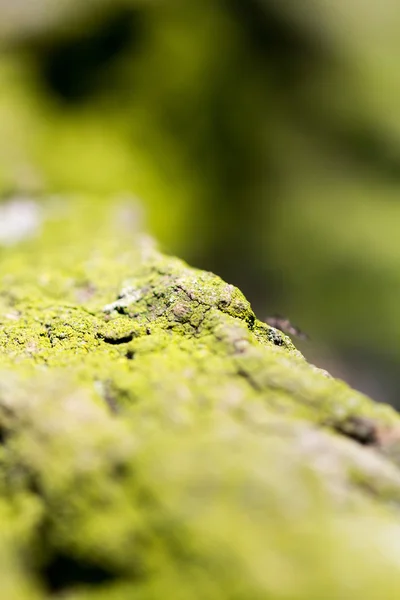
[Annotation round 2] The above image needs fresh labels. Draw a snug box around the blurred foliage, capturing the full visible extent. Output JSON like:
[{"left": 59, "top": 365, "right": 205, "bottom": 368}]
[{"left": 2, "top": 0, "right": 400, "bottom": 399}]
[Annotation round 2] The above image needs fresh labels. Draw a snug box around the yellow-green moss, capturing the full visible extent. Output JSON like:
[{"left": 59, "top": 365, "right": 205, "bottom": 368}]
[{"left": 1, "top": 197, "right": 400, "bottom": 598}]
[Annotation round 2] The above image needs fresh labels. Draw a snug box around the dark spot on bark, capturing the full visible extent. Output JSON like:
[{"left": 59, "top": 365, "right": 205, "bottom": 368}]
[
  {"left": 267, "top": 329, "right": 285, "bottom": 346},
  {"left": 0, "top": 423, "right": 9, "bottom": 445},
  {"left": 237, "top": 366, "right": 262, "bottom": 392},
  {"left": 100, "top": 380, "right": 120, "bottom": 414},
  {"left": 112, "top": 461, "right": 130, "bottom": 479},
  {"left": 42, "top": 552, "right": 117, "bottom": 594},
  {"left": 126, "top": 349, "right": 135, "bottom": 360},
  {"left": 0, "top": 430, "right": 6, "bottom": 445},
  {"left": 247, "top": 313, "right": 255, "bottom": 328},
  {"left": 333, "top": 416, "right": 378, "bottom": 446},
  {"left": 98, "top": 333, "right": 134, "bottom": 345}
]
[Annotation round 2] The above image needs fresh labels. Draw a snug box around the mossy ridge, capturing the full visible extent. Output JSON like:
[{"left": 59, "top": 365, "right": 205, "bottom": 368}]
[
  {"left": 2, "top": 199, "right": 400, "bottom": 597},
  {"left": 0, "top": 222, "right": 395, "bottom": 428}
]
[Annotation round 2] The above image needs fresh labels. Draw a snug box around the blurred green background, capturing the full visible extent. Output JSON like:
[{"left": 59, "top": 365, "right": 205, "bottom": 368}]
[{"left": 1, "top": 0, "right": 400, "bottom": 404}]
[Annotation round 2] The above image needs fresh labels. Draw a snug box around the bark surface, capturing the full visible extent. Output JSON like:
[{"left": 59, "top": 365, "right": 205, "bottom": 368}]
[{"left": 0, "top": 197, "right": 400, "bottom": 599}]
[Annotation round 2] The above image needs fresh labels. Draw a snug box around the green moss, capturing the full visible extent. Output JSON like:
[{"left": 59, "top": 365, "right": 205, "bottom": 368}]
[{"left": 2, "top": 197, "right": 400, "bottom": 597}]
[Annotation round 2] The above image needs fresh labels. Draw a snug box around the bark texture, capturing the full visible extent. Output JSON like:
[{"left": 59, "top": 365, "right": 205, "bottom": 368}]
[{"left": 1, "top": 197, "right": 400, "bottom": 599}]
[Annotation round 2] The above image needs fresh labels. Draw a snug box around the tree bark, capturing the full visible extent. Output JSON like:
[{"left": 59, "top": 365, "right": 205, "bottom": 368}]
[{"left": 0, "top": 197, "right": 400, "bottom": 599}]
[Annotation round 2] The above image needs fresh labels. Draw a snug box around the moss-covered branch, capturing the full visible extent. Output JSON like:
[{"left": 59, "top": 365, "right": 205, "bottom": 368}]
[{"left": 1, "top": 197, "right": 400, "bottom": 599}]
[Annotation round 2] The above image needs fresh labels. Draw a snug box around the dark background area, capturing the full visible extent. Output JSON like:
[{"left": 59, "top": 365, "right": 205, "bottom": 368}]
[{"left": 1, "top": 0, "right": 400, "bottom": 406}]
